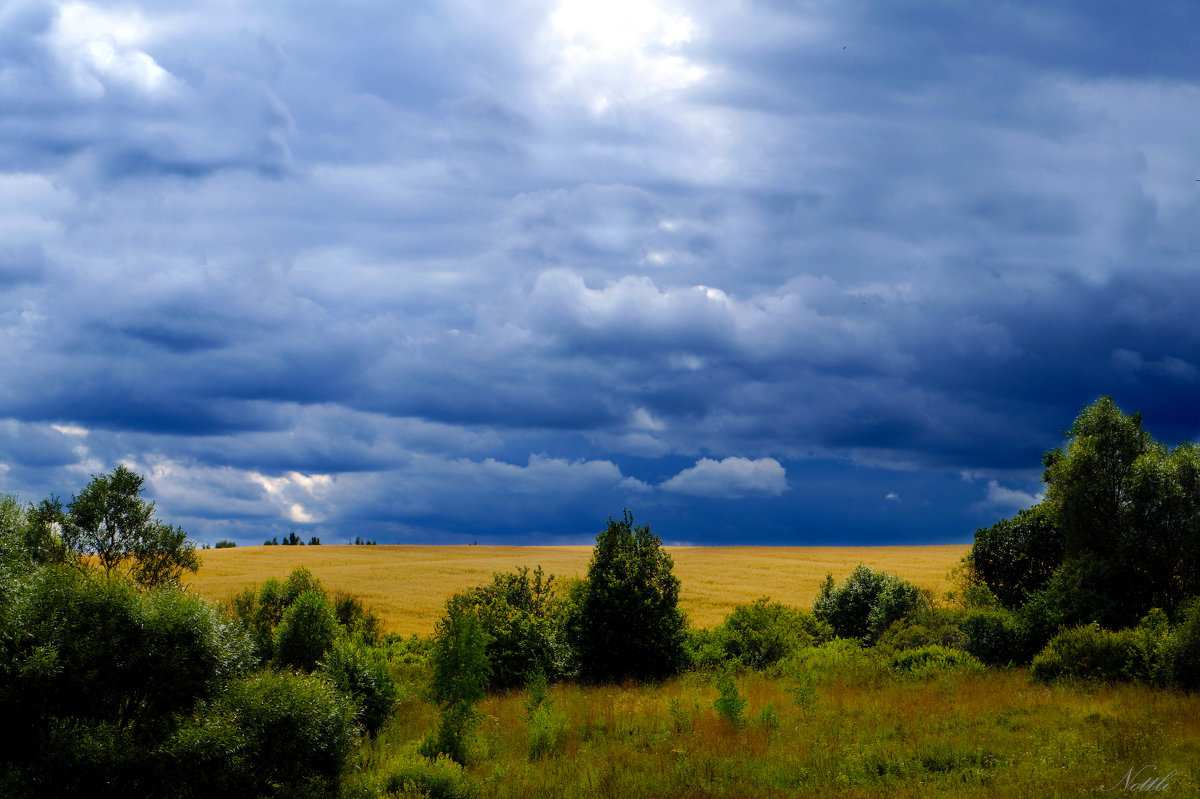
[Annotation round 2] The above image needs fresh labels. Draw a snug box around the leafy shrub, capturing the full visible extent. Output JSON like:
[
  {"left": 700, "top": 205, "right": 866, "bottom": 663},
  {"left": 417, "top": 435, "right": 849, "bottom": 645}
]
[
  {"left": 707, "top": 598, "right": 832, "bottom": 670},
  {"left": 776, "top": 639, "right": 888, "bottom": 687},
  {"left": 1, "top": 567, "right": 253, "bottom": 743},
  {"left": 213, "top": 540, "right": 237, "bottom": 548},
  {"left": 812, "top": 565, "right": 929, "bottom": 645},
  {"left": 876, "top": 609, "right": 963, "bottom": 655},
  {"left": 321, "top": 638, "right": 398, "bottom": 736},
  {"left": 447, "top": 566, "right": 567, "bottom": 690},
  {"left": 423, "top": 602, "right": 490, "bottom": 764},
  {"left": 958, "top": 607, "right": 1030, "bottom": 665},
  {"left": 713, "top": 669, "right": 746, "bottom": 727},
  {"left": 891, "top": 645, "right": 984, "bottom": 678},
  {"left": 173, "top": 671, "right": 358, "bottom": 798},
  {"left": 1030, "top": 624, "right": 1147, "bottom": 683},
  {"left": 367, "top": 749, "right": 480, "bottom": 799},
  {"left": 969, "top": 503, "right": 1063, "bottom": 608},
  {"left": 1164, "top": 599, "right": 1200, "bottom": 689},
  {"left": 332, "top": 591, "right": 383, "bottom": 645},
  {"left": 233, "top": 567, "right": 366, "bottom": 664},
  {"left": 567, "top": 510, "right": 687, "bottom": 683},
  {"left": 274, "top": 590, "right": 339, "bottom": 672},
  {"left": 523, "top": 669, "right": 566, "bottom": 760}
]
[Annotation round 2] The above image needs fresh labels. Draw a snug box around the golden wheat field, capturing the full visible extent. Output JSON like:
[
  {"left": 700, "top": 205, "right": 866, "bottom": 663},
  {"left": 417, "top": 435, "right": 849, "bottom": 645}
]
[{"left": 185, "top": 544, "right": 969, "bottom": 634}]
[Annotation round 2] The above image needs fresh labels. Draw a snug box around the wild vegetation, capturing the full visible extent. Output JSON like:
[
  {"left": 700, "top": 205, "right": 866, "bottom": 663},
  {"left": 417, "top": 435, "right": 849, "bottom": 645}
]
[{"left": 3, "top": 397, "right": 1200, "bottom": 796}]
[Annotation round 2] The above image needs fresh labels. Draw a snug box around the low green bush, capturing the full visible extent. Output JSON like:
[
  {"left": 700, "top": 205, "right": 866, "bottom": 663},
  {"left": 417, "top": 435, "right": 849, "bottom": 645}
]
[
  {"left": 173, "top": 671, "right": 358, "bottom": 798},
  {"left": 274, "top": 589, "right": 339, "bottom": 672},
  {"left": 812, "top": 565, "right": 929, "bottom": 645},
  {"left": 703, "top": 598, "right": 832, "bottom": 671},
  {"left": 713, "top": 668, "right": 746, "bottom": 727},
  {"left": 321, "top": 638, "right": 398, "bottom": 736},
  {"left": 1031, "top": 624, "right": 1147, "bottom": 683},
  {"left": 1164, "top": 599, "right": 1200, "bottom": 689},
  {"left": 366, "top": 749, "right": 480, "bottom": 799},
  {"left": 876, "top": 609, "right": 963, "bottom": 655},
  {"left": 445, "top": 566, "right": 567, "bottom": 690},
  {"left": 958, "top": 607, "right": 1030, "bottom": 665},
  {"left": 891, "top": 645, "right": 984, "bottom": 678}
]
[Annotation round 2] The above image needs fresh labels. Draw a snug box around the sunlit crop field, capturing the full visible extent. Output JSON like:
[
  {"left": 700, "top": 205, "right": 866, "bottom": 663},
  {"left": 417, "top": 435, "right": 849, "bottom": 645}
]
[{"left": 185, "top": 545, "right": 968, "bottom": 634}]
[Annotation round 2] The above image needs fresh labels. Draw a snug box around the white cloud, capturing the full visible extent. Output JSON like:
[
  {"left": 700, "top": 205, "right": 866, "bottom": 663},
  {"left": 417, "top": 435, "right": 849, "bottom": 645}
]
[
  {"left": 660, "top": 456, "right": 787, "bottom": 498},
  {"left": 885, "top": 491, "right": 899, "bottom": 501},
  {"left": 48, "top": 2, "right": 179, "bottom": 99},
  {"left": 981, "top": 480, "right": 1043, "bottom": 511},
  {"left": 50, "top": 423, "right": 88, "bottom": 436}
]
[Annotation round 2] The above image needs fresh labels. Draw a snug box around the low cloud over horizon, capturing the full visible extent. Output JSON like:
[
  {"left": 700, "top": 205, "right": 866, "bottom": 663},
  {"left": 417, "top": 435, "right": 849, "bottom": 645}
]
[{"left": 2, "top": 1, "right": 1198, "bottom": 545}]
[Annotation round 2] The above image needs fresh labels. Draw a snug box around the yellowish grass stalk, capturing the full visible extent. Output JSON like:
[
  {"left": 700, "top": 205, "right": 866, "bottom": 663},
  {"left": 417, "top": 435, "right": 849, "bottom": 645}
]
[{"left": 185, "top": 544, "right": 968, "bottom": 634}]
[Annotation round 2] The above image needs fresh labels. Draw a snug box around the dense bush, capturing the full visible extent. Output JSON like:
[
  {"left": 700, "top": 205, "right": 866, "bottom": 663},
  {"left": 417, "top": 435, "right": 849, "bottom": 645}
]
[
  {"left": 232, "top": 567, "right": 330, "bottom": 661},
  {"left": 812, "top": 564, "right": 928, "bottom": 644},
  {"left": 446, "top": 566, "right": 568, "bottom": 690},
  {"left": 567, "top": 510, "right": 687, "bottom": 683},
  {"left": 333, "top": 591, "right": 383, "bottom": 645},
  {"left": 275, "top": 589, "right": 340, "bottom": 671},
  {"left": 423, "top": 601, "right": 490, "bottom": 764},
  {"left": 1030, "top": 624, "right": 1149, "bottom": 683},
  {"left": 1164, "top": 599, "right": 1200, "bottom": 689},
  {"left": 0, "top": 567, "right": 253, "bottom": 741},
  {"left": 214, "top": 540, "right": 237, "bottom": 548},
  {"left": 698, "top": 598, "right": 831, "bottom": 670},
  {"left": 958, "top": 607, "right": 1030, "bottom": 665},
  {"left": 0, "top": 567, "right": 258, "bottom": 797},
  {"left": 891, "top": 645, "right": 984, "bottom": 679},
  {"left": 349, "top": 749, "right": 479, "bottom": 799},
  {"left": 969, "top": 503, "right": 1063, "bottom": 608},
  {"left": 876, "top": 609, "right": 963, "bottom": 655},
  {"left": 321, "top": 638, "right": 399, "bottom": 736},
  {"left": 171, "top": 671, "right": 359, "bottom": 798}
]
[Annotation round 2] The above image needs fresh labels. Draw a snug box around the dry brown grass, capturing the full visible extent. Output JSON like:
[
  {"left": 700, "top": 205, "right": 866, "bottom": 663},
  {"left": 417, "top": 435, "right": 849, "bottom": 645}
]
[{"left": 185, "top": 544, "right": 968, "bottom": 634}]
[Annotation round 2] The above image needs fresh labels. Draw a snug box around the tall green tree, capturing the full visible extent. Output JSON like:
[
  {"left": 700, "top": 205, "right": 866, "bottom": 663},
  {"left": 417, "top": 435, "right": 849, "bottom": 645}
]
[
  {"left": 568, "top": 510, "right": 686, "bottom": 683},
  {"left": 969, "top": 503, "right": 1063, "bottom": 608},
  {"left": 65, "top": 466, "right": 199, "bottom": 589},
  {"left": 972, "top": 396, "right": 1200, "bottom": 632}
]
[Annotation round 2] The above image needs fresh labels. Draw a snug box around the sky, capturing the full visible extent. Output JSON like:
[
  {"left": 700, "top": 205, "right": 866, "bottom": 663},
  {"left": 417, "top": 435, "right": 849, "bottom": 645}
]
[{"left": 1, "top": 0, "right": 1198, "bottom": 546}]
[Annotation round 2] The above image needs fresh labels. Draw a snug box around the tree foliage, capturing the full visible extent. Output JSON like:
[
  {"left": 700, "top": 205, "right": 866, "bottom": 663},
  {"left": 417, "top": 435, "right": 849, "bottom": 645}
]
[
  {"left": 968, "top": 503, "right": 1062, "bottom": 608},
  {"left": 567, "top": 510, "right": 686, "bottom": 683},
  {"left": 812, "top": 564, "right": 928, "bottom": 645},
  {"left": 424, "top": 601, "right": 490, "bottom": 764},
  {"left": 63, "top": 466, "right": 199, "bottom": 589},
  {"left": 446, "top": 566, "right": 568, "bottom": 690}
]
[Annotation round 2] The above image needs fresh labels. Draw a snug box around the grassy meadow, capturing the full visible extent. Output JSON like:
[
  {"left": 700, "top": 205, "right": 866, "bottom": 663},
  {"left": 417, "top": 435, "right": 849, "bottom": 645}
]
[
  {"left": 186, "top": 544, "right": 1200, "bottom": 797},
  {"left": 186, "top": 544, "right": 968, "bottom": 634},
  {"left": 358, "top": 654, "right": 1200, "bottom": 798}
]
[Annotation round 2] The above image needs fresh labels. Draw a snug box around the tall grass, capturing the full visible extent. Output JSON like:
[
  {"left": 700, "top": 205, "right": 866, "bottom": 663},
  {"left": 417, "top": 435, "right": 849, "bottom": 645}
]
[{"left": 355, "top": 653, "right": 1200, "bottom": 798}]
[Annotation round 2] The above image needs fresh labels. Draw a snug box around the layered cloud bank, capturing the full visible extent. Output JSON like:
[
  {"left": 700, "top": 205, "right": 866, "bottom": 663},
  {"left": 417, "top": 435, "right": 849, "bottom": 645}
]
[{"left": 1, "top": 1, "right": 1197, "bottom": 543}]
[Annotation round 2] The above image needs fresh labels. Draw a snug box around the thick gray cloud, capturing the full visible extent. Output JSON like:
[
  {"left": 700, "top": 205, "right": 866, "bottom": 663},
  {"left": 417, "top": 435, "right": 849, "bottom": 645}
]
[{"left": 1, "top": 0, "right": 1197, "bottom": 544}]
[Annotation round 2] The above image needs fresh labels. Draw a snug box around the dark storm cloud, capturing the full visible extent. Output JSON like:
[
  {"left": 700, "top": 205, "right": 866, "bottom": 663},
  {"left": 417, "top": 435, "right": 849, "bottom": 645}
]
[{"left": 0, "top": 0, "right": 1197, "bottom": 543}]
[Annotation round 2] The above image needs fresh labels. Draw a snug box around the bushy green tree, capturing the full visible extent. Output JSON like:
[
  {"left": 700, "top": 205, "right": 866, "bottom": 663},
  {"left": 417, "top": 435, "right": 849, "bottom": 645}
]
[
  {"left": 446, "top": 566, "right": 567, "bottom": 690},
  {"left": 423, "top": 601, "right": 490, "bottom": 764},
  {"left": 567, "top": 510, "right": 686, "bottom": 683},
  {"left": 812, "top": 564, "right": 928, "bottom": 645},
  {"left": 274, "top": 590, "right": 339, "bottom": 672},
  {"left": 708, "top": 598, "right": 831, "bottom": 670},
  {"left": 170, "top": 671, "right": 358, "bottom": 799},
  {"left": 968, "top": 503, "right": 1062, "bottom": 608},
  {"left": 232, "top": 567, "right": 328, "bottom": 662},
  {"left": 0, "top": 567, "right": 258, "bottom": 796},
  {"left": 321, "top": 638, "right": 398, "bottom": 736},
  {"left": 63, "top": 466, "right": 199, "bottom": 589}
]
